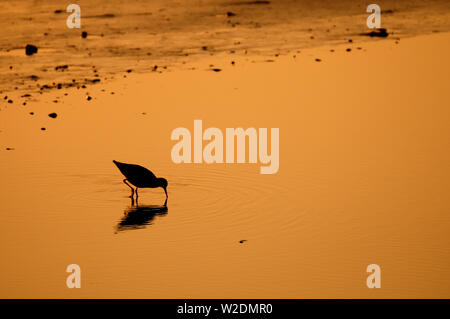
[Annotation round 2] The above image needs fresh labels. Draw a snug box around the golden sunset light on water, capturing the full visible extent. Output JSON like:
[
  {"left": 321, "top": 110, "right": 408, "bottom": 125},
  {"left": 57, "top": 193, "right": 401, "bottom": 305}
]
[{"left": 0, "top": 0, "right": 449, "bottom": 304}]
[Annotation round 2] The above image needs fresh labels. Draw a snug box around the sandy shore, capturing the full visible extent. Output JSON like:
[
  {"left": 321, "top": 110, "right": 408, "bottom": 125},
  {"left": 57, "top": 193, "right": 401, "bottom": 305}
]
[
  {"left": 1, "top": 0, "right": 449, "bottom": 95},
  {"left": 0, "top": 2, "right": 450, "bottom": 298}
]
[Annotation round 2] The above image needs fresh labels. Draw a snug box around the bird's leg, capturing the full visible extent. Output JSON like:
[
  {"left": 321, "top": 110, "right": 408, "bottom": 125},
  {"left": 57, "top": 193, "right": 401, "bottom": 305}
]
[
  {"left": 123, "top": 179, "right": 134, "bottom": 198},
  {"left": 135, "top": 188, "right": 139, "bottom": 198}
]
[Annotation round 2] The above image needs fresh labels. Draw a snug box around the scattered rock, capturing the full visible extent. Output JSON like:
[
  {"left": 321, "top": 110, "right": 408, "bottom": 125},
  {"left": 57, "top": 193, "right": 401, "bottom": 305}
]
[
  {"left": 81, "top": 31, "right": 88, "bottom": 38},
  {"left": 226, "top": 12, "right": 236, "bottom": 17},
  {"left": 346, "top": 48, "right": 351, "bottom": 52},
  {"left": 7, "top": 99, "right": 13, "bottom": 103},
  {"left": 87, "top": 96, "right": 92, "bottom": 101},
  {"left": 41, "top": 127, "right": 46, "bottom": 131},
  {"left": 126, "top": 69, "right": 132, "bottom": 73},
  {"left": 25, "top": 44, "right": 38, "bottom": 56},
  {"left": 30, "top": 75, "right": 39, "bottom": 81},
  {"left": 348, "top": 39, "right": 353, "bottom": 43},
  {"left": 152, "top": 65, "right": 158, "bottom": 71},
  {"left": 201, "top": 46, "right": 208, "bottom": 51},
  {"left": 212, "top": 68, "right": 222, "bottom": 72},
  {"left": 55, "top": 65, "right": 68, "bottom": 71},
  {"left": 239, "top": 240, "right": 247, "bottom": 244},
  {"left": 48, "top": 113, "right": 57, "bottom": 118},
  {"left": 6, "top": 147, "right": 15, "bottom": 151},
  {"left": 231, "top": 61, "right": 235, "bottom": 65},
  {"left": 315, "top": 58, "right": 321, "bottom": 62},
  {"left": 29, "top": 112, "right": 34, "bottom": 115},
  {"left": 363, "top": 28, "right": 389, "bottom": 38},
  {"left": 242, "top": 1, "right": 270, "bottom": 4},
  {"left": 54, "top": 9, "right": 63, "bottom": 14}
]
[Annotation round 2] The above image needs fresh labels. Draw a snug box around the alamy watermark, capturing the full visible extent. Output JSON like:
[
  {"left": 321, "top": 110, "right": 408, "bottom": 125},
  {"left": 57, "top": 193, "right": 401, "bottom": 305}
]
[{"left": 170, "top": 120, "right": 279, "bottom": 174}]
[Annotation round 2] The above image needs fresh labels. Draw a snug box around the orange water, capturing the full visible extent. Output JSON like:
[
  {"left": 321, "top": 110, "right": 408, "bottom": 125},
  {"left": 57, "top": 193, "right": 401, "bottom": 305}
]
[{"left": 1, "top": 7, "right": 450, "bottom": 298}]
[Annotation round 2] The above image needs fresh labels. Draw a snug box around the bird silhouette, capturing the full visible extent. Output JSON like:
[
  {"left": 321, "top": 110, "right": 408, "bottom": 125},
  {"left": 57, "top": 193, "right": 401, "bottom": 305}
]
[{"left": 113, "top": 160, "right": 168, "bottom": 201}]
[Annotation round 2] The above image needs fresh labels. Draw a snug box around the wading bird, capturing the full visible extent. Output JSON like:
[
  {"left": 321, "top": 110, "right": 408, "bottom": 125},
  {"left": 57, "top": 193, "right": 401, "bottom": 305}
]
[{"left": 113, "top": 160, "right": 168, "bottom": 200}]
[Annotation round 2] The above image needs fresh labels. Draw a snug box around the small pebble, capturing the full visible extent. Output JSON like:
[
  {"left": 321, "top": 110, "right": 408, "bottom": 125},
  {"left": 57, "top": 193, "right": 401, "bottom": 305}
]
[{"left": 25, "top": 44, "right": 38, "bottom": 56}]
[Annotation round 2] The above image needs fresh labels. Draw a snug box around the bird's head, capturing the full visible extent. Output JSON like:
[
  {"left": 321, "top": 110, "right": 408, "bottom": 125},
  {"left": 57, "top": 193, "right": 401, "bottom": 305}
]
[{"left": 158, "top": 178, "right": 168, "bottom": 198}]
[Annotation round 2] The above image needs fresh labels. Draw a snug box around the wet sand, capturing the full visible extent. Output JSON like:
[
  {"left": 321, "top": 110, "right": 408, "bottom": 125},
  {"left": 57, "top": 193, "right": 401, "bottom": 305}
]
[
  {"left": 1, "top": 1, "right": 450, "bottom": 298},
  {"left": 1, "top": 0, "right": 450, "bottom": 94}
]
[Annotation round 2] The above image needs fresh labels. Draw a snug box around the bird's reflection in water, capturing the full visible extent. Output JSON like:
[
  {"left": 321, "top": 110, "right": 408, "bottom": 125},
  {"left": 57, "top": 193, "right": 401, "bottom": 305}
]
[{"left": 116, "top": 197, "right": 168, "bottom": 232}]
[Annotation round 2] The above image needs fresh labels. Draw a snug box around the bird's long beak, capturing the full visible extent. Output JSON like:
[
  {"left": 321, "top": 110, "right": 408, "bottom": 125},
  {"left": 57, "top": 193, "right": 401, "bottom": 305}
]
[{"left": 164, "top": 187, "right": 168, "bottom": 199}]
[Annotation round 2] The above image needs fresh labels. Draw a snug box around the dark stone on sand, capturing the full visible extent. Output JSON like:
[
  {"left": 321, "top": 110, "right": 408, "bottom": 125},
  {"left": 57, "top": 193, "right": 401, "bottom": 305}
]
[
  {"left": 30, "top": 75, "right": 39, "bottom": 80},
  {"left": 57, "top": 83, "right": 62, "bottom": 89},
  {"left": 152, "top": 65, "right": 158, "bottom": 71},
  {"left": 54, "top": 9, "right": 63, "bottom": 14},
  {"left": 348, "top": 39, "right": 353, "bottom": 43},
  {"left": 239, "top": 240, "right": 247, "bottom": 243},
  {"left": 127, "top": 69, "right": 132, "bottom": 73},
  {"left": 41, "top": 127, "right": 46, "bottom": 131},
  {"left": 6, "top": 147, "right": 15, "bottom": 151},
  {"left": 231, "top": 61, "right": 235, "bottom": 65},
  {"left": 81, "top": 85, "right": 86, "bottom": 88},
  {"left": 48, "top": 113, "right": 57, "bottom": 118},
  {"left": 346, "top": 48, "right": 351, "bottom": 52},
  {"left": 23, "top": 102, "right": 26, "bottom": 106},
  {"left": 29, "top": 112, "right": 34, "bottom": 115},
  {"left": 91, "top": 79, "right": 101, "bottom": 83},
  {"left": 55, "top": 65, "right": 68, "bottom": 71},
  {"left": 315, "top": 58, "right": 321, "bottom": 62},
  {"left": 9, "top": 66, "right": 12, "bottom": 70},
  {"left": 226, "top": 12, "right": 236, "bottom": 17},
  {"left": 25, "top": 44, "right": 38, "bottom": 56},
  {"left": 236, "top": 1, "right": 270, "bottom": 4},
  {"left": 81, "top": 31, "right": 88, "bottom": 38},
  {"left": 202, "top": 46, "right": 208, "bottom": 51},
  {"left": 364, "top": 28, "right": 389, "bottom": 38},
  {"left": 7, "top": 99, "right": 13, "bottom": 103},
  {"left": 212, "top": 68, "right": 222, "bottom": 72},
  {"left": 87, "top": 96, "right": 92, "bottom": 101}
]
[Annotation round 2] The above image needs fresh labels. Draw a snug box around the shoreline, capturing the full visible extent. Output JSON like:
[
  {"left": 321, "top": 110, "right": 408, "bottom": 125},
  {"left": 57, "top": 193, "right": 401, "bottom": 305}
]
[{"left": 1, "top": 0, "right": 450, "bottom": 95}]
